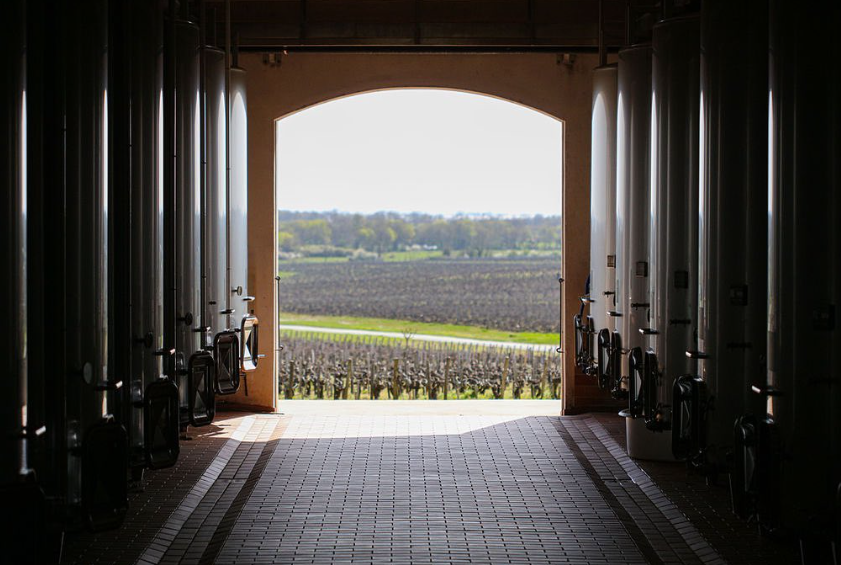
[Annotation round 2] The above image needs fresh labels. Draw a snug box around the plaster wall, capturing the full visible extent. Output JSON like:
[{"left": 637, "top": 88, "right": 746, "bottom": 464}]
[{"left": 234, "top": 51, "right": 614, "bottom": 414}]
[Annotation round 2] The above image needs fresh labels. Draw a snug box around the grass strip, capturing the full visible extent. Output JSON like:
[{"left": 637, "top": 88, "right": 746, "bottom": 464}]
[{"left": 279, "top": 312, "right": 557, "bottom": 345}]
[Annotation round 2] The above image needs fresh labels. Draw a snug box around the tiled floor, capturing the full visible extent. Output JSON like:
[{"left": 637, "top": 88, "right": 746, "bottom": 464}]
[{"left": 63, "top": 404, "right": 801, "bottom": 564}]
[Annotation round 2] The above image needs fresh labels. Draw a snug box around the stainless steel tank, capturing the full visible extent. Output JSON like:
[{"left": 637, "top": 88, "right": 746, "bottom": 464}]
[
  {"left": 175, "top": 20, "right": 202, "bottom": 422},
  {"left": 614, "top": 44, "right": 652, "bottom": 382},
  {"left": 229, "top": 67, "right": 259, "bottom": 372},
  {"left": 687, "top": 0, "right": 767, "bottom": 471},
  {"left": 588, "top": 65, "right": 618, "bottom": 342},
  {"left": 127, "top": 1, "right": 167, "bottom": 470},
  {"left": 63, "top": 0, "right": 128, "bottom": 529},
  {"left": 1, "top": 0, "right": 30, "bottom": 485},
  {"left": 614, "top": 44, "right": 657, "bottom": 459},
  {"left": 765, "top": 0, "right": 841, "bottom": 542},
  {"left": 204, "top": 47, "right": 228, "bottom": 341},
  {"left": 647, "top": 15, "right": 700, "bottom": 433}
]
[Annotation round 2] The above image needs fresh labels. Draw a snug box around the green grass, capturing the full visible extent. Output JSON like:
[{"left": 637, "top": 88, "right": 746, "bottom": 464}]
[
  {"left": 280, "top": 327, "right": 552, "bottom": 350},
  {"left": 381, "top": 250, "right": 444, "bottom": 262},
  {"left": 279, "top": 256, "right": 350, "bottom": 264},
  {"left": 279, "top": 312, "right": 557, "bottom": 345},
  {"left": 277, "top": 270, "right": 298, "bottom": 279}
]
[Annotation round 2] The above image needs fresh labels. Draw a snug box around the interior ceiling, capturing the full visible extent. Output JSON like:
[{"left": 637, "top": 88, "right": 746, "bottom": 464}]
[{"left": 204, "top": 0, "right": 662, "bottom": 51}]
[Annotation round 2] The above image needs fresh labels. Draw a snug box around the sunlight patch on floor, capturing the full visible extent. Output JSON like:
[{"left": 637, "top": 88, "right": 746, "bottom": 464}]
[{"left": 276, "top": 400, "right": 561, "bottom": 438}]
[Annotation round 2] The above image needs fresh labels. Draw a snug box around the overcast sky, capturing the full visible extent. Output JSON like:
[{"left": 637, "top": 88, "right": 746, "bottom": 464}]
[{"left": 275, "top": 89, "right": 562, "bottom": 217}]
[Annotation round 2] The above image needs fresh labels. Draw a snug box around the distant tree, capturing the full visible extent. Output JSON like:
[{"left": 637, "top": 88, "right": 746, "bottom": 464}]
[
  {"left": 452, "top": 219, "right": 476, "bottom": 250},
  {"left": 390, "top": 219, "right": 415, "bottom": 248},
  {"left": 356, "top": 227, "right": 375, "bottom": 249},
  {"left": 278, "top": 231, "right": 297, "bottom": 252},
  {"left": 276, "top": 209, "right": 561, "bottom": 254},
  {"left": 374, "top": 225, "right": 397, "bottom": 253},
  {"left": 296, "top": 219, "right": 332, "bottom": 245}
]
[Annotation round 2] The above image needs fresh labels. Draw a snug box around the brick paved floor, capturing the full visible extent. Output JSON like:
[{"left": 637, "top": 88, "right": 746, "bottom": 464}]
[{"left": 62, "top": 408, "right": 802, "bottom": 564}]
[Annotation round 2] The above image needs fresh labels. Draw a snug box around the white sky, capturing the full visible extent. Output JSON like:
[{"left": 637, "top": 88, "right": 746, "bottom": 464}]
[{"left": 275, "top": 89, "right": 562, "bottom": 217}]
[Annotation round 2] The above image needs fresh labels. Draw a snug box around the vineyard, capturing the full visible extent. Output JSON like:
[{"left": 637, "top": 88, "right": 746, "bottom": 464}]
[
  {"left": 277, "top": 257, "right": 561, "bottom": 333},
  {"left": 278, "top": 333, "right": 562, "bottom": 400}
]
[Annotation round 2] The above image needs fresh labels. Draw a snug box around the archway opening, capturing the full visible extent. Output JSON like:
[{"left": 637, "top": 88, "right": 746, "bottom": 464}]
[{"left": 273, "top": 88, "right": 565, "bottom": 415}]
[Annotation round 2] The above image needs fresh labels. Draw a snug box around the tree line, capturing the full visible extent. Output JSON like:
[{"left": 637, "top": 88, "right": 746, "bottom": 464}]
[{"left": 278, "top": 211, "right": 561, "bottom": 257}]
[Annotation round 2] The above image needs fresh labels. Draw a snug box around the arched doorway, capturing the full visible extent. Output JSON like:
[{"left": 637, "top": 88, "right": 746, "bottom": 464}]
[
  {"left": 274, "top": 87, "right": 563, "bottom": 411},
  {"left": 233, "top": 51, "right": 602, "bottom": 414}
]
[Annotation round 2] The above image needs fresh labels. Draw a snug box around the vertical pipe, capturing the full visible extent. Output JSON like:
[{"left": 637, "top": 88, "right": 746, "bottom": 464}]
[
  {"left": 625, "top": 1, "right": 631, "bottom": 46},
  {"left": 598, "top": 0, "right": 606, "bottom": 66}
]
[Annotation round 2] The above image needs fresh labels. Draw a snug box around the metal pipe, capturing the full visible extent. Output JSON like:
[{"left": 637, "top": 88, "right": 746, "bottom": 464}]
[
  {"left": 598, "top": 0, "right": 606, "bottom": 66},
  {"left": 625, "top": 0, "right": 632, "bottom": 45}
]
